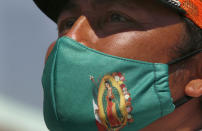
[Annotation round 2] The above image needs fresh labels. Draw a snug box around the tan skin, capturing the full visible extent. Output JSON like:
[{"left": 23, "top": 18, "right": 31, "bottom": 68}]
[{"left": 45, "top": 0, "right": 202, "bottom": 130}]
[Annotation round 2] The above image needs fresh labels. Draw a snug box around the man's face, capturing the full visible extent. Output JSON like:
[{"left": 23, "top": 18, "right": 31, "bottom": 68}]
[
  {"left": 54, "top": 0, "right": 188, "bottom": 102},
  {"left": 57, "top": 0, "right": 187, "bottom": 64},
  {"left": 43, "top": 0, "right": 202, "bottom": 129},
  {"left": 105, "top": 82, "right": 110, "bottom": 89}
]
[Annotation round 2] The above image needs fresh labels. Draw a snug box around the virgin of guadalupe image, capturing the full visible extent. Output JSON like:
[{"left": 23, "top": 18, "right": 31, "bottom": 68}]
[
  {"left": 103, "top": 80, "right": 123, "bottom": 129},
  {"left": 90, "top": 73, "right": 133, "bottom": 131}
]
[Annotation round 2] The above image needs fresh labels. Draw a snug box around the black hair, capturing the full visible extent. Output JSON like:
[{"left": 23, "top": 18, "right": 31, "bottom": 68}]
[{"left": 175, "top": 17, "right": 202, "bottom": 57}]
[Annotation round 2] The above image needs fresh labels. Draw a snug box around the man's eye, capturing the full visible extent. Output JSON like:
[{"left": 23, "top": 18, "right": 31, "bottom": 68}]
[
  {"left": 64, "top": 18, "right": 77, "bottom": 29},
  {"left": 58, "top": 17, "right": 77, "bottom": 34},
  {"left": 109, "top": 13, "right": 128, "bottom": 23}
]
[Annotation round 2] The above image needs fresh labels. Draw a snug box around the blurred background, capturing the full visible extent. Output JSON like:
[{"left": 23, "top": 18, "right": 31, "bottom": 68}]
[{"left": 0, "top": 0, "right": 57, "bottom": 130}]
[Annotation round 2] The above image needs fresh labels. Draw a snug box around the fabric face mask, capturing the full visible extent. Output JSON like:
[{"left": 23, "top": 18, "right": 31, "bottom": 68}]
[{"left": 42, "top": 36, "right": 198, "bottom": 131}]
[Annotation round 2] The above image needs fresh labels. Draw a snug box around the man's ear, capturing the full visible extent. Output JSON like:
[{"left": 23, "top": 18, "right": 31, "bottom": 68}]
[
  {"left": 185, "top": 79, "right": 202, "bottom": 97},
  {"left": 45, "top": 41, "right": 56, "bottom": 63},
  {"left": 184, "top": 53, "right": 202, "bottom": 98}
]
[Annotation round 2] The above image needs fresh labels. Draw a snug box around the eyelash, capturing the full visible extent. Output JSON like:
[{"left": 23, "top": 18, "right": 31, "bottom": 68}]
[
  {"left": 105, "top": 11, "right": 131, "bottom": 23},
  {"left": 58, "top": 17, "right": 77, "bottom": 34}
]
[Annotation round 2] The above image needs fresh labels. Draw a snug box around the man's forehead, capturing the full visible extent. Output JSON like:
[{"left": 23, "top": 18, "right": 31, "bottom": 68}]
[
  {"left": 63, "top": 0, "right": 158, "bottom": 11},
  {"left": 68, "top": 0, "right": 124, "bottom": 4},
  {"left": 65, "top": 0, "right": 125, "bottom": 7}
]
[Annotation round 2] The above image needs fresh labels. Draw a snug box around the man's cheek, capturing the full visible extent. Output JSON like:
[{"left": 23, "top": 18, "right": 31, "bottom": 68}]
[{"left": 45, "top": 41, "right": 56, "bottom": 63}]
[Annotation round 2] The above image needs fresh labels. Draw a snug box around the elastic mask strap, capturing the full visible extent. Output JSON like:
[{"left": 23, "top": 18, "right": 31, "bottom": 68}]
[
  {"left": 174, "top": 95, "right": 193, "bottom": 108},
  {"left": 168, "top": 49, "right": 201, "bottom": 108},
  {"left": 167, "top": 49, "right": 202, "bottom": 65}
]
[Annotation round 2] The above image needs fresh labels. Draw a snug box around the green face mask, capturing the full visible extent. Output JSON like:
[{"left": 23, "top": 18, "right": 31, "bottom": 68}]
[{"left": 42, "top": 36, "right": 196, "bottom": 131}]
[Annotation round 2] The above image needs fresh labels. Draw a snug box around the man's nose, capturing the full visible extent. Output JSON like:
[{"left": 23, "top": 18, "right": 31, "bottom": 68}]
[{"left": 65, "top": 16, "right": 98, "bottom": 47}]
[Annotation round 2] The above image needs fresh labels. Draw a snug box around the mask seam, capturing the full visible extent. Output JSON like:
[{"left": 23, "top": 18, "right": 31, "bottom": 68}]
[
  {"left": 153, "top": 64, "right": 163, "bottom": 117},
  {"left": 62, "top": 36, "right": 163, "bottom": 66},
  {"left": 51, "top": 39, "right": 61, "bottom": 121}
]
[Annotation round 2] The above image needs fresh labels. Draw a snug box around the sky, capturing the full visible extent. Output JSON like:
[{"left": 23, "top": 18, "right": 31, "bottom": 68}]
[
  {"left": 0, "top": 0, "right": 57, "bottom": 108},
  {"left": 0, "top": 0, "right": 58, "bottom": 129}
]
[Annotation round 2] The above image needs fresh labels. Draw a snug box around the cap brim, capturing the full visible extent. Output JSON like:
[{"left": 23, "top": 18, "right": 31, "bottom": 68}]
[{"left": 33, "top": 0, "right": 69, "bottom": 22}]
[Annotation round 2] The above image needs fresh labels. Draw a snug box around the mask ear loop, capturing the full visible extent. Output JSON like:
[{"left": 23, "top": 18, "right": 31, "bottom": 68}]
[
  {"left": 167, "top": 49, "right": 202, "bottom": 65},
  {"left": 167, "top": 49, "right": 202, "bottom": 108},
  {"left": 174, "top": 95, "right": 192, "bottom": 108}
]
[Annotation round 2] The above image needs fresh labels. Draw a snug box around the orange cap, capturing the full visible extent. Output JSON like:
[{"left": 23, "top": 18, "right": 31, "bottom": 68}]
[{"left": 179, "top": 0, "right": 202, "bottom": 28}]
